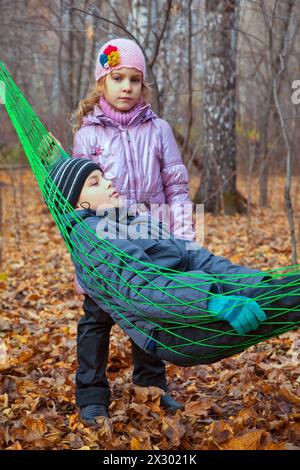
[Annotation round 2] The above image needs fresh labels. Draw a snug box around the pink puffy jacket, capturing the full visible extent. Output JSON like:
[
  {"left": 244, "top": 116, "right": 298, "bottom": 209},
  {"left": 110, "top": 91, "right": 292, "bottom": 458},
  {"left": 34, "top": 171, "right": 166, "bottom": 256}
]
[{"left": 72, "top": 101, "right": 195, "bottom": 293}]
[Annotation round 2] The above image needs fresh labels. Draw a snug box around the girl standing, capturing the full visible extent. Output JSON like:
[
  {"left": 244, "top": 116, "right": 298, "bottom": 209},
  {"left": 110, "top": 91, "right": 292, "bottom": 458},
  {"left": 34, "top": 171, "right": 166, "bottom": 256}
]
[{"left": 71, "top": 38, "right": 194, "bottom": 425}]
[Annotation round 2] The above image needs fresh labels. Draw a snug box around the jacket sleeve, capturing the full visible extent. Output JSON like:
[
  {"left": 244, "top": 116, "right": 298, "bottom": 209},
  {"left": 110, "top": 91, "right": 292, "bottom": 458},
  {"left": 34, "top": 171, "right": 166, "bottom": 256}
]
[
  {"left": 72, "top": 127, "right": 97, "bottom": 161},
  {"left": 186, "top": 245, "right": 266, "bottom": 294},
  {"left": 72, "top": 218, "right": 217, "bottom": 324},
  {"left": 159, "top": 119, "right": 195, "bottom": 241}
]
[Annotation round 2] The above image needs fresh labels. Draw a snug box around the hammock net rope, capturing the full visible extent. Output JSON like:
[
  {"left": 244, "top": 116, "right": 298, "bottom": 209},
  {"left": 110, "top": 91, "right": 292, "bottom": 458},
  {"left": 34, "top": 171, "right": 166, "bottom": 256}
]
[{"left": 1, "top": 61, "right": 300, "bottom": 362}]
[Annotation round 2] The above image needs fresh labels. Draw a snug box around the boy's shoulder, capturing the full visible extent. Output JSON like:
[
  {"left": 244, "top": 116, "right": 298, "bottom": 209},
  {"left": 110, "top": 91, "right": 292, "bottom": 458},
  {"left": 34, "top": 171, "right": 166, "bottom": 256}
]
[
  {"left": 68, "top": 209, "right": 98, "bottom": 233},
  {"left": 69, "top": 209, "right": 149, "bottom": 258}
]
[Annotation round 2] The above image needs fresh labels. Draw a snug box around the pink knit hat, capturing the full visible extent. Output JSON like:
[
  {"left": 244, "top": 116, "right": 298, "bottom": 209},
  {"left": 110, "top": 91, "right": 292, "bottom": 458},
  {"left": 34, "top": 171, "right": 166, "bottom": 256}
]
[{"left": 95, "top": 38, "right": 146, "bottom": 82}]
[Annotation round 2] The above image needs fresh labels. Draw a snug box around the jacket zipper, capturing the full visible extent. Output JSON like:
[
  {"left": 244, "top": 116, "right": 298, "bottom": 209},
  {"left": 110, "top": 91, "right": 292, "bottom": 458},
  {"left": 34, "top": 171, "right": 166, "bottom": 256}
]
[{"left": 125, "top": 128, "right": 137, "bottom": 201}]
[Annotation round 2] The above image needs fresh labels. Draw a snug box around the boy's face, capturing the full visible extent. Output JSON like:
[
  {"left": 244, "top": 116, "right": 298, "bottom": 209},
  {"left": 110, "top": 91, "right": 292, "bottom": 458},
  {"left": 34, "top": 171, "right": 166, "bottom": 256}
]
[
  {"left": 76, "top": 170, "right": 119, "bottom": 211},
  {"left": 104, "top": 67, "right": 143, "bottom": 111}
]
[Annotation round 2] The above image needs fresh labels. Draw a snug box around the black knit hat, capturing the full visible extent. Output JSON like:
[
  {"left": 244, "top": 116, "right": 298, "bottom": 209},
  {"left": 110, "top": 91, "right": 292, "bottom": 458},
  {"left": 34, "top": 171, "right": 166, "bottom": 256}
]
[{"left": 45, "top": 157, "right": 101, "bottom": 210}]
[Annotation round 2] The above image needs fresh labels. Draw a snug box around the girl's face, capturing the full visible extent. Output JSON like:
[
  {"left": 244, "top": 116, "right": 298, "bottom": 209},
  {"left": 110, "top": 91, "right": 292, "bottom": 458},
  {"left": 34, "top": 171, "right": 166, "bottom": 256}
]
[
  {"left": 76, "top": 169, "right": 119, "bottom": 211},
  {"left": 104, "top": 67, "right": 143, "bottom": 111}
]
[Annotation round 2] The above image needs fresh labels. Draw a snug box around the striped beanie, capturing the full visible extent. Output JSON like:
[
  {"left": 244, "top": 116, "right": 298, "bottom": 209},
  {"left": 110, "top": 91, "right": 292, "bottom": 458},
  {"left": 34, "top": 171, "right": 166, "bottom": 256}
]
[{"left": 45, "top": 157, "right": 100, "bottom": 209}]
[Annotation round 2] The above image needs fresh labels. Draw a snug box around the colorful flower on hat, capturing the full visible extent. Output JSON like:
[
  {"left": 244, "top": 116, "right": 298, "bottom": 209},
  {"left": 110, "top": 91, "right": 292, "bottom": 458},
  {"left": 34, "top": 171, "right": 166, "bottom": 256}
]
[{"left": 99, "top": 45, "right": 120, "bottom": 69}]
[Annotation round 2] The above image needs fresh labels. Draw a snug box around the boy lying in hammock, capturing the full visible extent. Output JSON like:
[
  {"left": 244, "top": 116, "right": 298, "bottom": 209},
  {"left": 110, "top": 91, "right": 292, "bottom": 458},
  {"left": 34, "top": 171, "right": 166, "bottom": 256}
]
[{"left": 46, "top": 157, "right": 300, "bottom": 368}]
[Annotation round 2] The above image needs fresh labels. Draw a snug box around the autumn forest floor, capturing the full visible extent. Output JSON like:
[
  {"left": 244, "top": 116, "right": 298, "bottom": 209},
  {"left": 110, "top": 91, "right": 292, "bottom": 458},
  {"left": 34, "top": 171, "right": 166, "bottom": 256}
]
[{"left": 0, "top": 169, "right": 300, "bottom": 450}]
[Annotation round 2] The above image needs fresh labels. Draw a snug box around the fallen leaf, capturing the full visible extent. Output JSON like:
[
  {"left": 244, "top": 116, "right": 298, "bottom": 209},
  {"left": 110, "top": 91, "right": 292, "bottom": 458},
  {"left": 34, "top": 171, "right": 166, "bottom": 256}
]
[
  {"left": 162, "top": 415, "right": 186, "bottom": 447},
  {"left": 234, "top": 407, "right": 259, "bottom": 431},
  {"left": 131, "top": 437, "right": 142, "bottom": 450},
  {"left": 264, "top": 441, "right": 285, "bottom": 450},
  {"left": 17, "top": 350, "right": 34, "bottom": 363},
  {"left": 207, "top": 421, "right": 234, "bottom": 444},
  {"left": 184, "top": 397, "right": 212, "bottom": 417},
  {"left": 278, "top": 386, "right": 300, "bottom": 405},
  {"left": 129, "top": 403, "right": 150, "bottom": 417},
  {"left": 23, "top": 417, "right": 47, "bottom": 442},
  {"left": 67, "top": 433, "right": 84, "bottom": 449},
  {"left": 0, "top": 339, "right": 8, "bottom": 364},
  {"left": 223, "top": 430, "right": 266, "bottom": 450},
  {"left": 288, "top": 423, "right": 300, "bottom": 446}
]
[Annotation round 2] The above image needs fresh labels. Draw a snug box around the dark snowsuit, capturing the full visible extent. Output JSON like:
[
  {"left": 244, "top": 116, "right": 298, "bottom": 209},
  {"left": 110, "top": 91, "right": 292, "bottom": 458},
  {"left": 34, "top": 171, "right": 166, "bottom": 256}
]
[{"left": 69, "top": 207, "right": 300, "bottom": 369}]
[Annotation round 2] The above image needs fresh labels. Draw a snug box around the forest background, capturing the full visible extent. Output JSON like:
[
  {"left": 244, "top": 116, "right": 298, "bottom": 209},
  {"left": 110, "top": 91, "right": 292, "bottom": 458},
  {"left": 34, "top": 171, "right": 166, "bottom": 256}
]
[{"left": 1, "top": 0, "right": 300, "bottom": 451}]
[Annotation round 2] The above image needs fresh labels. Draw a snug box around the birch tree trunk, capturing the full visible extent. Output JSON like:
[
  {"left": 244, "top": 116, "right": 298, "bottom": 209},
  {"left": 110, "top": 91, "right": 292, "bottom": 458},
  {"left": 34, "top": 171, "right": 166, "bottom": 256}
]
[{"left": 195, "top": 0, "right": 241, "bottom": 214}]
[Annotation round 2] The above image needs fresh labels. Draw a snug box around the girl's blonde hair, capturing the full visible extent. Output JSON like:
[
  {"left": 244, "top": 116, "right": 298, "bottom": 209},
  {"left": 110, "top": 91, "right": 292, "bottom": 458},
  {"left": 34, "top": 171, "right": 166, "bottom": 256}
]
[{"left": 69, "top": 76, "right": 153, "bottom": 134}]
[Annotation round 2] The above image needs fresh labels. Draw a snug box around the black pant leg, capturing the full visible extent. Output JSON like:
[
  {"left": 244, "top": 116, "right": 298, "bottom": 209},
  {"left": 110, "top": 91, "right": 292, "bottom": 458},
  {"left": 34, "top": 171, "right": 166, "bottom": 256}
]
[
  {"left": 131, "top": 339, "right": 168, "bottom": 391},
  {"left": 76, "top": 295, "right": 114, "bottom": 407}
]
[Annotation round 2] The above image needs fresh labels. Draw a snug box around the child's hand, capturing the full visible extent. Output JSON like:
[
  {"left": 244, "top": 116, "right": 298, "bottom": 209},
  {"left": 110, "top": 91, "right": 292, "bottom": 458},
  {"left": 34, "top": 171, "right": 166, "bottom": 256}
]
[
  {"left": 49, "top": 132, "right": 62, "bottom": 147},
  {"left": 208, "top": 295, "right": 266, "bottom": 335}
]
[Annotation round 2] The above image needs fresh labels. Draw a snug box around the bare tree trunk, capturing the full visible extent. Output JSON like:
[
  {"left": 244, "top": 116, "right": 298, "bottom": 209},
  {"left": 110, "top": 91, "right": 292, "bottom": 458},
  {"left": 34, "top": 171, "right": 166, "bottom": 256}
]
[
  {"left": 68, "top": 6, "right": 75, "bottom": 112},
  {"left": 246, "top": 139, "right": 258, "bottom": 239},
  {"left": 261, "top": 0, "right": 297, "bottom": 263},
  {"left": 182, "top": 0, "right": 193, "bottom": 157},
  {"left": 85, "top": 14, "right": 97, "bottom": 98},
  {"left": 195, "top": 0, "right": 243, "bottom": 214},
  {"left": 75, "top": 0, "right": 88, "bottom": 102},
  {"left": 258, "top": 88, "right": 272, "bottom": 207},
  {"left": 258, "top": 0, "right": 297, "bottom": 207},
  {"left": 127, "top": 0, "right": 161, "bottom": 113},
  {"left": 147, "top": 0, "right": 173, "bottom": 114}
]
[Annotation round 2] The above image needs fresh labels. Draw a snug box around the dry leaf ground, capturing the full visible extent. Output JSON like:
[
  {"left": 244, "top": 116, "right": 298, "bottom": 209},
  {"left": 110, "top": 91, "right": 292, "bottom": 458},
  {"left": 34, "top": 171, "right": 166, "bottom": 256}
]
[{"left": 0, "top": 169, "right": 300, "bottom": 450}]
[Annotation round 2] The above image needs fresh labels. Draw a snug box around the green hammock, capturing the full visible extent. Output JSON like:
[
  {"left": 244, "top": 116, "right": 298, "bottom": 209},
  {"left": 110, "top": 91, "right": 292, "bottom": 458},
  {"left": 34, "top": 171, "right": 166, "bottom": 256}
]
[{"left": 1, "top": 61, "right": 300, "bottom": 362}]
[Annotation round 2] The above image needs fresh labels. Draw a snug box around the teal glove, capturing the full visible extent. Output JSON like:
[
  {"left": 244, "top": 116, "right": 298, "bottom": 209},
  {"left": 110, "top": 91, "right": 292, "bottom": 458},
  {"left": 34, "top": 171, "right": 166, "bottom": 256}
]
[{"left": 208, "top": 295, "right": 267, "bottom": 335}]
